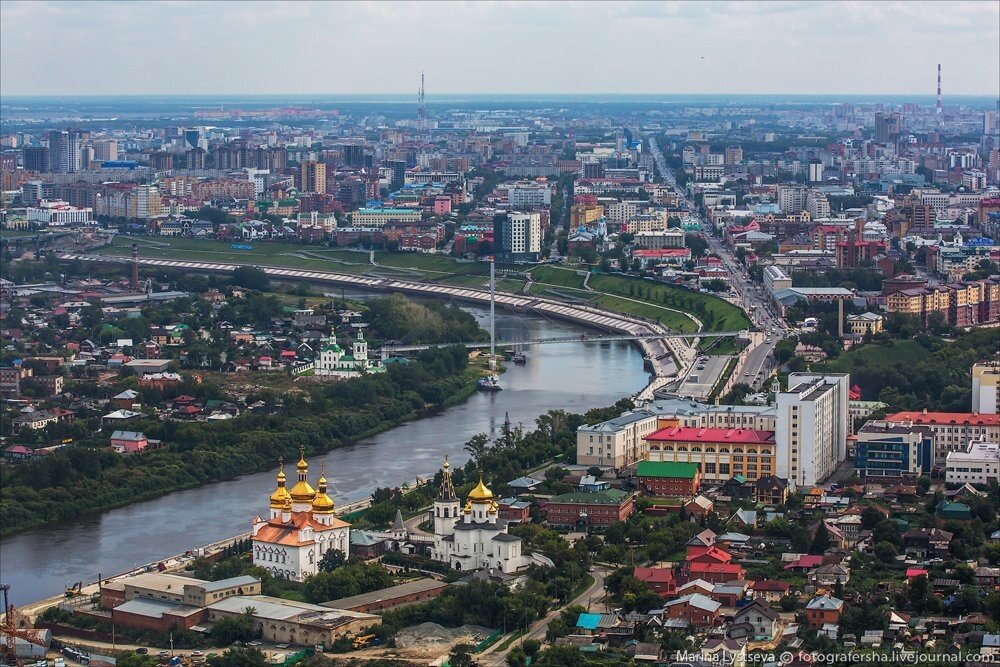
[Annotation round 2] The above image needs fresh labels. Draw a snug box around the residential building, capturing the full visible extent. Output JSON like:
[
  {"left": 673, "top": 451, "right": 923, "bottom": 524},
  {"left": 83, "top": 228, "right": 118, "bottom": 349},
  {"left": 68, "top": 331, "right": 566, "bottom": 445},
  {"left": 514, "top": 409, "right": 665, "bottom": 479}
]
[
  {"left": 110, "top": 430, "right": 150, "bottom": 454},
  {"left": 945, "top": 439, "right": 1000, "bottom": 485},
  {"left": 884, "top": 410, "right": 1000, "bottom": 466},
  {"left": 27, "top": 200, "right": 93, "bottom": 227},
  {"left": 973, "top": 362, "right": 1000, "bottom": 415},
  {"left": 300, "top": 160, "right": 327, "bottom": 194},
  {"left": 775, "top": 373, "right": 850, "bottom": 487},
  {"left": 494, "top": 211, "right": 541, "bottom": 263},
  {"left": 731, "top": 601, "right": 779, "bottom": 641},
  {"left": 853, "top": 421, "right": 933, "bottom": 479},
  {"left": 576, "top": 411, "right": 659, "bottom": 468},
  {"left": 662, "top": 593, "right": 722, "bottom": 628},
  {"left": 635, "top": 460, "right": 701, "bottom": 496},
  {"left": 544, "top": 489, "right": 635, "bottom": 530},
  {"left": 644, "top": 426, "right": 776, "bottom": 484},
  {"left": 507, "top": 182, "right": 551, "bottom": 208},
  {"left": 634, "top": 229, "right": 685, "bottom": 249},
  {"left": 805, "top": 595, "right": 844, "bottom": 629}
]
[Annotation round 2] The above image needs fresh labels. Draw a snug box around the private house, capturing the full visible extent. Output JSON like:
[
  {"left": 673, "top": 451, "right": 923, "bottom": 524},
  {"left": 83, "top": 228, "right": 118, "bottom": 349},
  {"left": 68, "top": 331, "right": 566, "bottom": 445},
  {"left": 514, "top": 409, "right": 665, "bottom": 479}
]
[
  {"left": 683, "top": 495, "right": 714, "bottom": 521},
  {"left": 633, "top": 567, "right": 678, "bottom": 597},
  {"left": 750, "top": 580, "right": 791, "bottom": 603},
  {"left": 755, "top": 476, "right": 790, "bottom": 505},
  {"left": 805, "top": 595, "right": 844, "bottom": 629},
  {"left": 663, "top": 593, "right": 722, "bottom": 628},
  {"left": 731, "top": 601, "right": 780, "bottom": 641},
  {"left": 809, "top": 564, "right": 851, "bottom": 587},
  {"left": 701, "top": 639, "right": 747, "bottom": 667},
  {"left": 110, "top": 430, "right": 149, "bottom": 454},
  {"left": 903, "top": 528, "right": 954, "bottom": 559}
]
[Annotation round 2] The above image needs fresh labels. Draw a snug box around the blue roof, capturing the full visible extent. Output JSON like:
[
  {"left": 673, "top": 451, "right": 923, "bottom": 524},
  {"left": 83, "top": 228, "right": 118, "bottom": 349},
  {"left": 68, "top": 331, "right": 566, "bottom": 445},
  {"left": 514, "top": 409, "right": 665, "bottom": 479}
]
[
  {"left": 577, "top": 612, "right": 601, "bottom": 630},
  {"left": 357, "top": 208, "right": 419, "bottom": 214}
]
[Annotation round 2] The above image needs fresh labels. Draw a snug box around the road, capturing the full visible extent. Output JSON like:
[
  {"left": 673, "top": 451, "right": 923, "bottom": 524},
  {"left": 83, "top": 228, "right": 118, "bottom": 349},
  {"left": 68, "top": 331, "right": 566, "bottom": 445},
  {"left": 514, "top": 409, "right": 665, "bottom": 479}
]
[
  {"left": 647, "top": 135, "right": 788, "bottom": 391},
  {"left": 479, "top": 566, "right": 609, "bottom": 666}
]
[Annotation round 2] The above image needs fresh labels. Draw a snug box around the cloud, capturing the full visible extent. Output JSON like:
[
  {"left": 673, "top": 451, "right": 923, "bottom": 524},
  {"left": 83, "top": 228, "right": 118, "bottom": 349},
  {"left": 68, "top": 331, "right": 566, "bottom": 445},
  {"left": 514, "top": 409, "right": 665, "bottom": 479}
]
[{"left": 1, "top": 0, "right": 997, "bottom": 96}]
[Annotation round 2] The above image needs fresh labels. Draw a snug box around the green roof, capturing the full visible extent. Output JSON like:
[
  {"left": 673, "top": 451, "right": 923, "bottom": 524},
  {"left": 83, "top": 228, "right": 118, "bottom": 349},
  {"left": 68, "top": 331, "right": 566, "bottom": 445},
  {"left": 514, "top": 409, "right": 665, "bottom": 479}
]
[
  {"left": 548, "top": 489, "right": 629, "bottom": 505},
  {"left": 636, "top": 461, "right": 699, "bottom": 479}
]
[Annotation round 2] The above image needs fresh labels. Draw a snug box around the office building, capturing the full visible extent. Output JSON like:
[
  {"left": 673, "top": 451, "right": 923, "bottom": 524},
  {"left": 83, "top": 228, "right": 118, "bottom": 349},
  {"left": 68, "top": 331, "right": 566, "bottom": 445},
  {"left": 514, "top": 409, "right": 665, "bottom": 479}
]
[
  {"left": 493, "top": 212, "right": 541, "bottom": 263},
  {"left": 300, "top": 160, "right": 327, "bottom": 194},
  {"left": 775, "top": 373, "right": 850, "bottom": 486},
  {"left": 945, "top": 439, "right": 1000, "bottom": 485},
  {"left": 92, "top": 140, "right": 118, "bottom": 162},
  {"left": 853, "top": 421, "right": 933, "bottom": 479},
  {"left": 972, "top": 362, "right": 1000, "bottom": 414},
  {"left": 577, "top": 411, "right": 660, "bottom": 468},
  {"left": 874, "top": 112, "right": 901, "bottom": 144},
  {"left": 645, "top": 426, "right": 776, "bottom": 484},
  {"left": 22, "top": 146, "right": 49, "bottom": 172}
]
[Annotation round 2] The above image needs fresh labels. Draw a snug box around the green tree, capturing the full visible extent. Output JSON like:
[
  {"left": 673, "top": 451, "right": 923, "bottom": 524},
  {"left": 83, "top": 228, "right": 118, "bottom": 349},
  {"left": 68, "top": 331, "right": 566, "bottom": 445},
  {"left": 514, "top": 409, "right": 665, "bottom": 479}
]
[
  {"left": 318, "top": 550, "right": 347, "bottom": 573},
  {"left": 232, "top": 266, "right": 270, "bottom": 291},
  {"left": 206, "top": 648, "right": 267, "bottom": 667},
  {"left": 810, "top": 522, "right": 831, "bottom": 554},
  {"left": 448, "top": 643, "right": 474, "bottom": 667}
]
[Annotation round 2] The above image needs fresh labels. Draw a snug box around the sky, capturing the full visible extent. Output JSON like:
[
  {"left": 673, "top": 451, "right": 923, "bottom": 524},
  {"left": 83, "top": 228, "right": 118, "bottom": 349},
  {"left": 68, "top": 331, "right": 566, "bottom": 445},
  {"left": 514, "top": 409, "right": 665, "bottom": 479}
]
[{"left": 1, "top": 0, "right": 998, "bottom": 97}]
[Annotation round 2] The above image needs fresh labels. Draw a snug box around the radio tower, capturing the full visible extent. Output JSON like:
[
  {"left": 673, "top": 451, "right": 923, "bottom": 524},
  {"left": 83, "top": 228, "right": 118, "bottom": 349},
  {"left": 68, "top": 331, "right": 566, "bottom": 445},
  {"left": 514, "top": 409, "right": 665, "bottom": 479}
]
[
  {"left": 936, "top": 64, "right": 942, "bottom": 115},
  {"left": 417, "top": 72, "right": 426, "bottom": 131}
]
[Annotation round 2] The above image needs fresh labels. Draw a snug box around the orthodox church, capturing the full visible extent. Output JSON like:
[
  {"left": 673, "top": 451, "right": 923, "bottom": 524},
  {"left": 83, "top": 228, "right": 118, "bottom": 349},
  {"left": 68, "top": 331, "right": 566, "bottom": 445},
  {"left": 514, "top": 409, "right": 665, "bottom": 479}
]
[
  {"left": 251, "top": 449, "right": 351, "bottom": 581},
  {"left": 313, "top": 330, "right": 384, "bottom": 378},
  {"left": 430, "top": 457, "right": 527, "bottom": 574}
]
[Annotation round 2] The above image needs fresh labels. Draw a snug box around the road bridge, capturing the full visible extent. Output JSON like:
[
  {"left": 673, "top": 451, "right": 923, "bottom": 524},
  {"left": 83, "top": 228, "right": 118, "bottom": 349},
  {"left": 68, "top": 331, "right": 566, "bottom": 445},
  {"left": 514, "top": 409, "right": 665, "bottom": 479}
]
[{"left": 58, "top": 252, "right": 749, "bottom": 401}]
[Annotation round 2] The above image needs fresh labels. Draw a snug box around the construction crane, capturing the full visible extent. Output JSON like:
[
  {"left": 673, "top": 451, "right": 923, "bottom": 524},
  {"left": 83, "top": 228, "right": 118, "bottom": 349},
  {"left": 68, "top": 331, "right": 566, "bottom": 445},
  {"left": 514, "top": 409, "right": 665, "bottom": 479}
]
[{"left": 2, "top": 584, "right": 47, "bottom": 667}]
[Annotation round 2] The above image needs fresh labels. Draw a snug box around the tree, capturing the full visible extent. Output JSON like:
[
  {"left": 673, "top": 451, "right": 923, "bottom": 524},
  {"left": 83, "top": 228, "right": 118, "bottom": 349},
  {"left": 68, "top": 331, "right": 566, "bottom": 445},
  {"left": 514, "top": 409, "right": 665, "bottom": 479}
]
[
  {"left": 874, "top": 541, "right": 898, "bottom": 564},
  {"left": 232, "top": 266, "right": 270, "bottom": 291},
  {"left": 860, "top": 506, "right": 883, "bottom": 530},
  {"left": 448, "top": 643, "right": 474, "bottom": 667},
  {"left": 206, "top": 648, "right": 267, "bottom": 667},
  {"left": 810, "top": 522, "right": 831, "bottom": 554},
  {"left": 318, "top": 549, "right": 347, "bottom": 572},
  {"left": 209, "top": 614, "right": 259, "bottom": 645}
]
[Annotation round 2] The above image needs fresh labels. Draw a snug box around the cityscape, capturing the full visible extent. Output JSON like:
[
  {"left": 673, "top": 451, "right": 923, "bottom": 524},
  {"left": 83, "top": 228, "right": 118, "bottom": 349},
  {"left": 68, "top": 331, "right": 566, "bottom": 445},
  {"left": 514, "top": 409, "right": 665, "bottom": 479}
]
[{"left": 1, "top": 2, "right": 1000, "bottom": 667}]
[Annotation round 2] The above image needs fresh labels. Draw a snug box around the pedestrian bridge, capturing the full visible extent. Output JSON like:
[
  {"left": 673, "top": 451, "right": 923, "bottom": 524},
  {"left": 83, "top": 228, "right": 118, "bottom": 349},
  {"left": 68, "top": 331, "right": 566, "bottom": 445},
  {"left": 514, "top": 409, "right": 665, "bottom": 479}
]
[{"left": 380, "top": 331, "right": 747, "bottom": 358}]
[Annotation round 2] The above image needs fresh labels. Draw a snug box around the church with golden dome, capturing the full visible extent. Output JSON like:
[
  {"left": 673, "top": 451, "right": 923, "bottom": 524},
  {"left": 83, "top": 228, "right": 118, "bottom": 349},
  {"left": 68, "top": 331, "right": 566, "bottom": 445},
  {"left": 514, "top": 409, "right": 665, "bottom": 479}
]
[
  {"left": 251, "top": 448, "right": 350, "bottom": 581},
  {"left": 430, "top": 457, "right": 527, "bottom": 574}
]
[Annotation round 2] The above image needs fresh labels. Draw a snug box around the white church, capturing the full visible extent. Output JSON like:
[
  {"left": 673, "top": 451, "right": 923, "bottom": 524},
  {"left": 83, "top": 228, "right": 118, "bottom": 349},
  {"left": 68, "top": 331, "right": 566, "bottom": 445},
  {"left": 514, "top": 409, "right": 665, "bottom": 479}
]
[
  {"left": 430, "top": 457, "right": 527, "bottom": 574},
  {"left": 251, "top": 450, "right": 350, "bottom": 581},
  {"left": 313, "top": 330, "right": 384, "bottom": 378}
]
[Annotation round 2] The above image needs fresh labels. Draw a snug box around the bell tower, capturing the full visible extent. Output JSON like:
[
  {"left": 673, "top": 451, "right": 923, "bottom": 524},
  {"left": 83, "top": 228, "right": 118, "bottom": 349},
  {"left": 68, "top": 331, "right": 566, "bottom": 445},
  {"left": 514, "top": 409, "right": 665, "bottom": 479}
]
[{"left": 433, "top": 456, "right": 461, "bottom": 537}]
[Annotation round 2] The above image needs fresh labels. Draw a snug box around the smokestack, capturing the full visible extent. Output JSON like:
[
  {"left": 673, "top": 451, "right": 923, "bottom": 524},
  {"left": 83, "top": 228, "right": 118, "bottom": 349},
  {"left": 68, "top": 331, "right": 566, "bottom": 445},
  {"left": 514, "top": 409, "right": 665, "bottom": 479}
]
[
  {"left": 131, "top": 243, "right": 139, "bottom": 290},
  {"left": 936, "top": 64, "right": 942, "bottom": 115}
]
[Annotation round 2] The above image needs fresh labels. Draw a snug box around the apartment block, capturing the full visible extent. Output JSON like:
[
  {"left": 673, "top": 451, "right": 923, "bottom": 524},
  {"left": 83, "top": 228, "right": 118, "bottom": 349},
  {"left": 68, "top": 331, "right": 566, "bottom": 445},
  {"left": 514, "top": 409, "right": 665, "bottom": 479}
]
[
  {"left": 884, "top": 410, "right": 1000, "bottom": 466},
  {"left": 972, "top": 362, "right": 1000, "bottom": 415},
  {"left": 775, "top": 373, "right": 850, "bottom": 487}
]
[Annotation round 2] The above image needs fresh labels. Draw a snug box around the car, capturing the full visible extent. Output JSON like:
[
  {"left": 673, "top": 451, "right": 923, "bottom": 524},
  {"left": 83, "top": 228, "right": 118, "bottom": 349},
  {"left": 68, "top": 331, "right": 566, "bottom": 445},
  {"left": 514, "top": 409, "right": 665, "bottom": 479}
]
[
  {"left": 136, "top": 649, "right": 149, "bottom": 656},
  {"left": 247, "top": 642, "right": 263, "bottom": 648},
  {"left": 744, "top": 371, "right": 751, "bottom": 376},
  {"left": 191, "top": 652, "right": 204, "bottom": 657}
]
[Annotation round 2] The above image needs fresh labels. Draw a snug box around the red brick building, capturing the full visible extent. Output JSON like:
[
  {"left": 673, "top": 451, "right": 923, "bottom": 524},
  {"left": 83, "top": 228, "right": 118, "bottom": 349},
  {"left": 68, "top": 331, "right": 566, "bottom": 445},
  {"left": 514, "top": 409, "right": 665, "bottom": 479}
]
[
  {"left": 663, "top": 593, "right": 722, "bottom": 627},
  {"left": 805, "top": 595, "right": 844, "bottom": 628},
  {"left": 544, "top": 489, "right": 635, "bottom": 529},
  {"left": 633, "top": 567, "right": 678, "bottom": 597},
  {"left": 635, "top": 461, "right": 701, "bottom": 496}
]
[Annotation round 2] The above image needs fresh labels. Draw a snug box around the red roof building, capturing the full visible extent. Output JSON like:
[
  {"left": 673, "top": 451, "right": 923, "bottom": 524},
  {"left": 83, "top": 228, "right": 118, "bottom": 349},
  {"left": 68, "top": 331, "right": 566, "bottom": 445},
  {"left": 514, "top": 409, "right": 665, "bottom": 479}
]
[
  {"left": 633, "top": 567, "right": 678, "bottom": 597},
  {"left": 685, "top": 561, "right": 745, "bottom": 584}
]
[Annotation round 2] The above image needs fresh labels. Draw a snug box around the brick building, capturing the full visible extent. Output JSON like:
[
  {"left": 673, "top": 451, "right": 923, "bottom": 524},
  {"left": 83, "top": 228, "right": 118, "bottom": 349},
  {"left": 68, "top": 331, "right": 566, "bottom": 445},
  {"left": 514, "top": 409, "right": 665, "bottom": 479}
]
[
  {"left": 543, "top": 489, "right": 635, "bottom": 529},
  {"left": 636, "top": 460, "right": 701, "bottom": 496}
]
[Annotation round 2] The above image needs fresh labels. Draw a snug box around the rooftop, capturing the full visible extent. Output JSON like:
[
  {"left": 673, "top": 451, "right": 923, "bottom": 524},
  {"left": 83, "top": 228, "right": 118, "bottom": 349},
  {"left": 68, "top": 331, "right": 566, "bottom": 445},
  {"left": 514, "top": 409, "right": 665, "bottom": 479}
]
[{"left": 646, "top": 426, "right": 775, "bottom": 445}]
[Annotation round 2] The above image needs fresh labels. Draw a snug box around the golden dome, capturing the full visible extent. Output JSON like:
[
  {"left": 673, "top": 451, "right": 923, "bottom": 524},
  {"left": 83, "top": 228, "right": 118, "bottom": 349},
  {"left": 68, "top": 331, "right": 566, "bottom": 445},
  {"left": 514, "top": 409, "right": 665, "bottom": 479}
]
[
  {"left": 311, "top": 464, "right": 335, "bottom": 514},
  {"left": 463, "top": 501, "right": 472, "bottom": 514},
  {"left": 488, "top": 501, "right": 499, "bottom": 515},
  {"left": 289, "top": 446, "right": 316, "bottom": 502},
  {"left": 467, "top": 474, "right": 494, "bottom": 503},
  {"left": 269, "top": 459, "right": 292, "bottom": 509},
  {"left": 443, "top": 455, "right": 450, "bottom": 470}
]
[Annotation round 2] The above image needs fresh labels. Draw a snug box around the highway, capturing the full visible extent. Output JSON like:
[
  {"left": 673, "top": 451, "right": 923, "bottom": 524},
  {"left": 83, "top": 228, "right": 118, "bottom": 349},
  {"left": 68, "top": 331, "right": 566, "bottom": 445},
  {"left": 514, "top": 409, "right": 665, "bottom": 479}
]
[{"left": 648, "top": 135, "right": 787, "bottom": 391}]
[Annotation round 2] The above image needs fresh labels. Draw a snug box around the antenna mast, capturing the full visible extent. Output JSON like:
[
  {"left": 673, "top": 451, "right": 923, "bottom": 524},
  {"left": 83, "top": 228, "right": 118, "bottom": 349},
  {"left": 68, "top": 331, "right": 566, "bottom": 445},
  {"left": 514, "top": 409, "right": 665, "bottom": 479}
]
[{"left": 417, "top": 72, "right": 426, "bottom": 131}]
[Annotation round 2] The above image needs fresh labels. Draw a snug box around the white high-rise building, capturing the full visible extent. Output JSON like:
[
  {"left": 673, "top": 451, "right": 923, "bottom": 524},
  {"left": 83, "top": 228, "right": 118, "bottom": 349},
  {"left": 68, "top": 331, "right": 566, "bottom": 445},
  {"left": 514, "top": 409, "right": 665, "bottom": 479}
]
[
  {"left": 945, "top": 439, "right": 1000, "bottom": 485},
  {"left": 775, "top": 373, "right": 850, "bottom": 486},
  {"left": 973, "top": 362, "right": 1000, "bottom": 415},
  {"left": 777, "top": 185, "right": 808, "bottom": 214}
]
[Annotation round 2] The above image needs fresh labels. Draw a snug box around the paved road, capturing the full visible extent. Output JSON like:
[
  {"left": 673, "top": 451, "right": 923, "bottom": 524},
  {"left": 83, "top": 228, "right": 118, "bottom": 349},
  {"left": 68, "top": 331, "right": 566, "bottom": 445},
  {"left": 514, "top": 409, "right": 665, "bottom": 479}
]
[
  {"left": 647, "top": 135, "right": 789, "bottom": 391},
  {"left": 479, "top": 566, "right": 608, "bottom": 666}
]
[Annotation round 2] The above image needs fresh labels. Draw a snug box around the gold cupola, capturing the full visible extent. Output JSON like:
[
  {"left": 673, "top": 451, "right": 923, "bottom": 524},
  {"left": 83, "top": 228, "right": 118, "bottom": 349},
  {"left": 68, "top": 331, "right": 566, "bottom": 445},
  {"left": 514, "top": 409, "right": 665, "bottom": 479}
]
[
  {"left": 269, "top": 457, "right": 292, "bottom": 509},
  {"left": 467, "top": 474, "right": 495, "bottom": 503},
  {"left": 288, "top": 446, "right": 316, "bottom": 502},
  {"left": 311, "top": 463, "right": 335, "bottom": 514}
]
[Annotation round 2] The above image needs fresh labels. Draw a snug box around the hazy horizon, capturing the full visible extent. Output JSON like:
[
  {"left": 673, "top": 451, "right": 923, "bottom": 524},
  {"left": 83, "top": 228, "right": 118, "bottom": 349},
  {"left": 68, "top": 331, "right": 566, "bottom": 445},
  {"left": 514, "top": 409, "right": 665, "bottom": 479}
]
[{"left": 2, "top": 1, "right": 998, "bottom": 98}]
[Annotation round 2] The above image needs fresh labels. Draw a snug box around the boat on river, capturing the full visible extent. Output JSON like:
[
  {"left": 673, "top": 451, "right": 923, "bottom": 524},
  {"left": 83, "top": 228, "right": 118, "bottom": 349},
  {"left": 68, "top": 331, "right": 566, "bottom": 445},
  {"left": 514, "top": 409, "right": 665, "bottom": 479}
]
[{"left": 477, "top": 374, "right": 502, "bottom": 391}]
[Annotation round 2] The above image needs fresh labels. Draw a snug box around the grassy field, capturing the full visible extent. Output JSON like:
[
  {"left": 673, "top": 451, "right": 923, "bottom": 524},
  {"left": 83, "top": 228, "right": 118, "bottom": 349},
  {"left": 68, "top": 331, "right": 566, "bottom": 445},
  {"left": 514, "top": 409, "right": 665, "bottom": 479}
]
[
  {"left": 104, "top": 241, "right": 373, "bottom": 274},
  {"left": 815, "top": 339, "right": 929, "bottom": 374},
  {"left": 591, "top": 294, "right": 699, "bottom": 332},
  {"left": 588, "top": 274, "right": 749, "bottom": 332},
  {"left": 529, "top": 265, "right": 588, "bottom": 290},
  {"left": 496, "top": 278, "right": 527, "bottom": 293}
]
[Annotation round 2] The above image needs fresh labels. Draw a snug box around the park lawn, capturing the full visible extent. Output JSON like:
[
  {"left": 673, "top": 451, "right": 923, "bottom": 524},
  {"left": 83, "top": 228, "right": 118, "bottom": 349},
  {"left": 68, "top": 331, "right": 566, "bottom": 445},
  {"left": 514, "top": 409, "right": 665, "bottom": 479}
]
[
  {"left": 588, "top": 274, "right": 750, "bottom": 332},
  {"left": 302, "top": 248, "right": 372, "bottom": 264},
  {"left": 529, "top": 265, "right": 588, "bottom": 290},
  {"left": 496, "top": 278, "right": 526, "bottom": 293},
  {"left": 590, "top": 294, "right": 699, "bottom": 332},
  {"left": 815, "top": 339, "right": 930, "bottom": 374},
  {"left": 374, "top": 251, "right": 481, "bottom": 275}
]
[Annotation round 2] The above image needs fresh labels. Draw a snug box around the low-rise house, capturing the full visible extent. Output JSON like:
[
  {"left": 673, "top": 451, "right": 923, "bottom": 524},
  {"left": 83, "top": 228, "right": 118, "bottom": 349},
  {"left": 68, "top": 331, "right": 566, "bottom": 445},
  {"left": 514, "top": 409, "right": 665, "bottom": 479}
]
[
  {"left": 111, "top": 389, "right": 141, "bottom": 410},
  {"left": 544, "top": 489, "right": 635, "bottom": 529},
  {"left": 110, "top": 430, "right": 150, "bottom": 454},
  {"left": 634, "top": 567, "right": 677, "bottom": 597},
  {"left": 701, "top": 638, "right": 747, "bottom": 667},
  {"left": 636, "top": 460, "right": 701, "bottom": 496},
  {"left": 731, "top": 600, "right": 780, "bottom": 641},
  {"left": 663, "top": 593, "right": 722, "bottom": 628},
  {"left": 710, "top": 581, "right": 750, "bottom": 607},
  {"left": 809, "top": 564, "right": 851, "bottom": 587},
  {"left": 683, "top": 495, "right": 714, "bottom": 521},
  {"left": 497, "top": 498, "right": 531, "bottom": 524},
  {"left": 903, "top": 528, "right": 953, "bottom": 559},
  {"left": 750, "top": 579, "right": 791, "bottom": 603},
  {"left": 102, "top": 409, "right": 144, "bottom": 427},
  {"left": 728, "top": 509, "right": 758, "bottom": 531},
  {"left": 755, "top": 475, "right": 789, "bottom": 505},
  {"left": 10, "top": 410, "right": 59, "bottom": 432},
  {"left": 805, "top": 595, "right": 844, "bottom": 629}
]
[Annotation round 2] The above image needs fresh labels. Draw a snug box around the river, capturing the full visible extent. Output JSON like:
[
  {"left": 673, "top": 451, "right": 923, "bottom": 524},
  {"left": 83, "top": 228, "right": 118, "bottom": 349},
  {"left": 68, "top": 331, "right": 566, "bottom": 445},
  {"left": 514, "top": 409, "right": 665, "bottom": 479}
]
[{"left": 0, "top": 302, "right": 650, "bottom": 606}]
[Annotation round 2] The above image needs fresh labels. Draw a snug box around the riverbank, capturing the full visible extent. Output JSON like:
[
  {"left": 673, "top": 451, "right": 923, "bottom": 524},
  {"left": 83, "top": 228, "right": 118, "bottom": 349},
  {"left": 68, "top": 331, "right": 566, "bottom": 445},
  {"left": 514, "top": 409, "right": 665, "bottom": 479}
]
[{"left": 1, "top": 351, "right": 491, "bottom": 538}]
